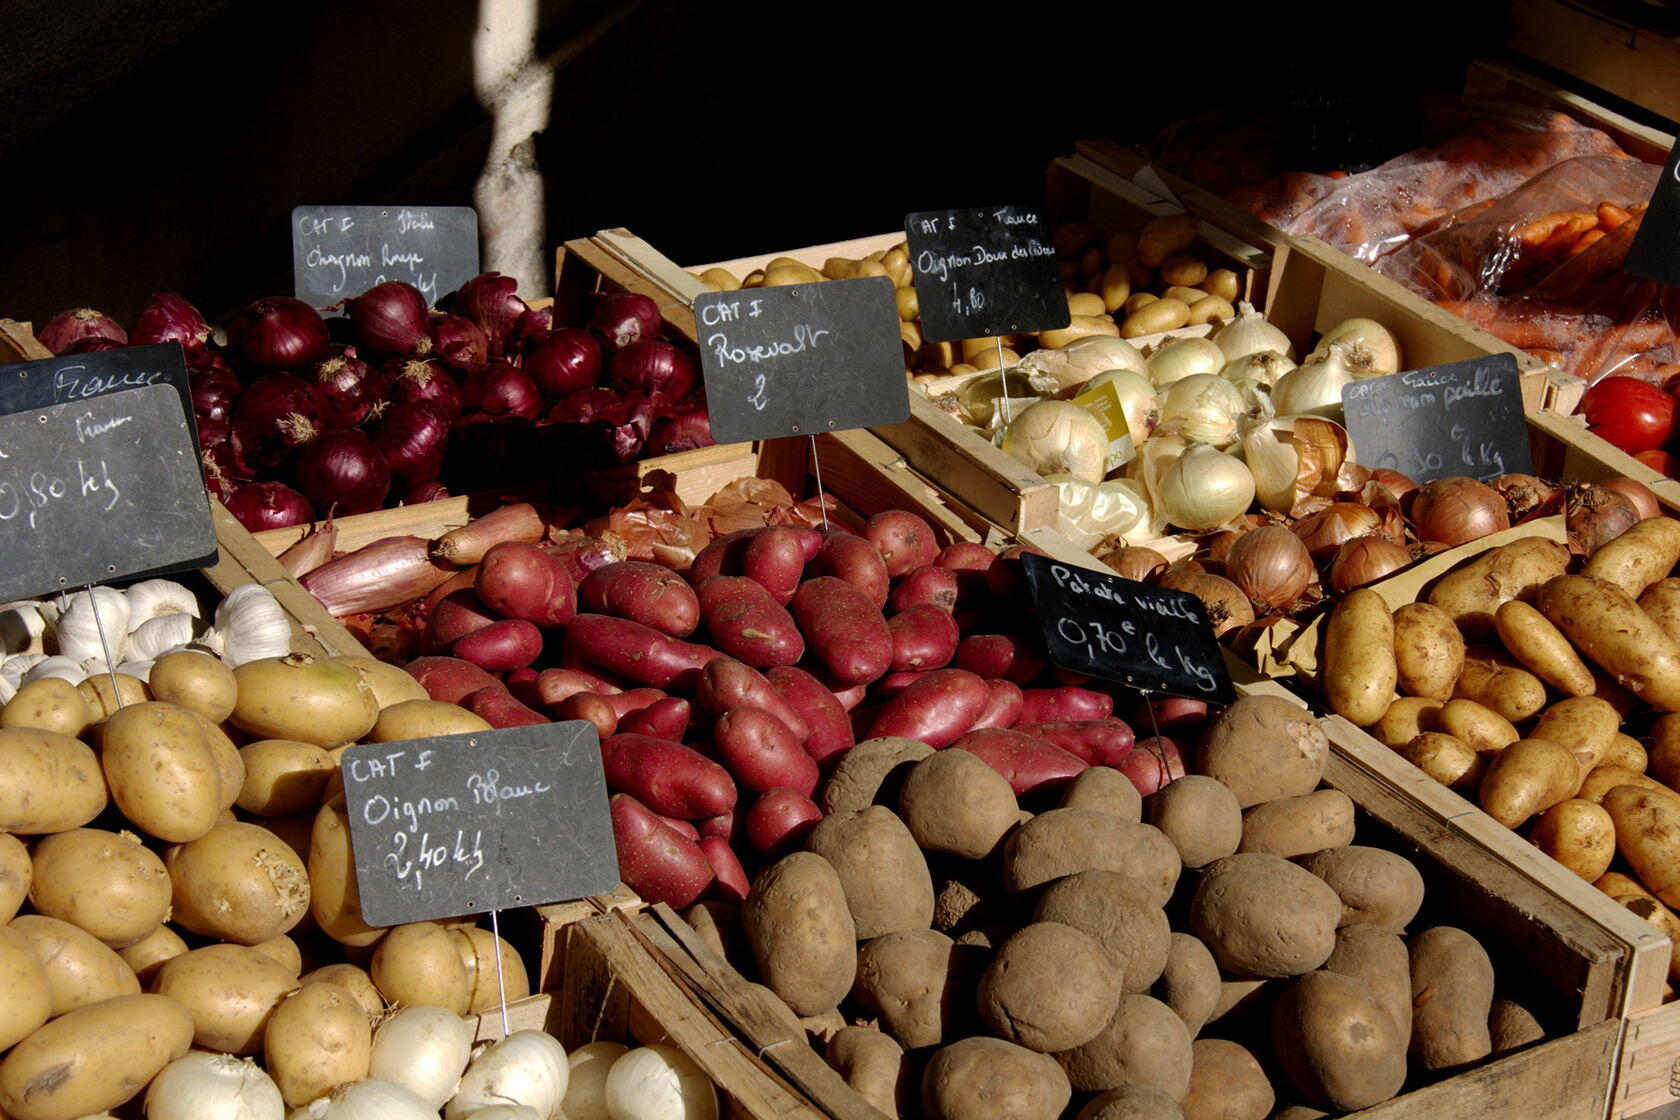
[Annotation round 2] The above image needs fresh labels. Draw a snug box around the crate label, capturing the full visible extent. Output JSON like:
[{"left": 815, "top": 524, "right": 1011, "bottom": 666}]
[
  {"left": 341, "top": 721, "right": 618, "bottom": 927},
  {"left": 1022, "top": 553, "right": 1235, "bottom": 705},
  {"left": 292, "top": 205, "right": 480, "bottom": 307},
  {"left": 1072, "top": 380, "right": 1136, "bottom": 471},
  {"left": 695, "top": 276, "right": 909, "bottom": 444},
  {"left": 905, "top": 205, "right": 1070, "bottom": 343},
  {"left": 1340, "top": 353, "right": 1530, "bottom": 484},
  {"left": 1625, "top": 144, "right": 1680, "bottom": 286}
]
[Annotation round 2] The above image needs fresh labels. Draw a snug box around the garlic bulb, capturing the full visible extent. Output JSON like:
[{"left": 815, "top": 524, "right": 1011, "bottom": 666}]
[
  {"left": 23, "top": 655, "right": 86, "bottom": 686},
  {"left": 1212, "top": 301, "right": 1296, "bottom": 363},
  {"left": 1020, "top": 334, "right": 1148, "bottom": 390},
  {"left": 1158, "top": 374, "right": 1245, "bottom": 447},
  {"left": 1308, "top": 317, "right": 1400, "bottom": 378},
  {"left": 2, "top": 653, "right": 44, "bottom": 688},
  {"left": 0, "top": 604, "right": 47, "bottom": 656},
  {"left": 602, "top": 1044, "right": 718, "bottom": 1120},
  {"left": 215, "top": 585, "right": 292, "bottom": 668},
  {"left": 1220, "top": 350, "right": 1295, "bottom": 388},
  {"left": 52, "top": 588, "right": 130, "bottom": 663},
  {"left": 1146, "top": 337, "right": 1224, "bottom": 387},
  {"left": 1238, "top": 389, "right": 1299, "bottom": 514},
  {"left": 146, "top": 1052, "right": 284, "bottom": 1120},
  {"left": 459, "top": 1107, "right": 543, "bottom": 1119},
  {"left": 1155, "top": 444, "right": 1255, "bottom": 532},
  {"left": 125, "top": 578, "right": 200, "bottom": 630},
  {"left": 1000, "top": 401, "right": 1108, "bottom": 485},
  {"left": 1077, "top": 369, "right": 1159, "bottom": 443},
  {"left": 1271, "top": 342, "right": 1355, "bottom": 419},
  {"left": 292, "top": 1078, "right": 437, "bottom": 1120},
  {"left": 0, "top": 673, "right": 14, "bottom": 706},
  {"left": 116, "top": 658, "right": 155, "bottom": 683},
  {"left": 445, "top": 1032, "right": 570, "bottom": 1119},
  {"left": 370, "top": 1006, "right": 475, "bottom": 1108},
  {"left": 126, "top": 613, "right": 197, "bottom": 661}
]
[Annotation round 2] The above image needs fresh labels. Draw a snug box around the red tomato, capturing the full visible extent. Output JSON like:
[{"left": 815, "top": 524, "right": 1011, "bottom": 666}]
[
  {"left": 1580, "top": 376, "right": 1677, "bottom": 454},
  {"left": 1637, "top": 448, "right": 1680, "bottom": 477}
]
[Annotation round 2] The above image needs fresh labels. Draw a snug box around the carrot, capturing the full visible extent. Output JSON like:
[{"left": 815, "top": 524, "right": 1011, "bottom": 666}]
[
  {"left": 1598, "top": 202, "right": 1633, "bottom": 230},
  {"left": 1515, "top": 211, "right": 1582, "bottom": 248},
  {"left": 1536, "top": 213, "right": 1600, "bottom": 258},
  {"left": 1567, "top": 229, "right": 1608, "bottom": 257}
]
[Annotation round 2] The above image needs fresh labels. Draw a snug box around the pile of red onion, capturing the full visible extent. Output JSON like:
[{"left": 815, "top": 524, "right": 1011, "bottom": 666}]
[{"left": 43, "top": 279, "right": 712, "bottom": 533}]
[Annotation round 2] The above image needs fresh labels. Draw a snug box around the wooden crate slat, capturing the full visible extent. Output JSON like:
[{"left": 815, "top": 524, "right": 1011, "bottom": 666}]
[
  {"left": 870, "top": 394, "right": 1057, "bottom": 533},
  {"left": 1507, "top": 0, "right": 1680, "bottom": 133}
]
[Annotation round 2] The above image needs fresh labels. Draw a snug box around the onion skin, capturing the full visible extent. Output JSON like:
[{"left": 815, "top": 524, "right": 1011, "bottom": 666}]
[
  {"left": 1603, "top": 477, "right": 1661, "bottom": 521},
  {"left": 277, "top": 517, "right": 338, "bottom": 577},
  {"left": 1412, "top": 477, "right": 1510, "bottom": 548},
  {"left": 1494, "top": 473, "right": 1559, "bottom": 522},
  {"left": 1158, "top": 570, "right": 1254, "bottom": 636},
  {"left": 131, "top": 292, "right": 210, "bottom": 353},
  {"left": 1330, "top": 535, "right": 1411, "bottom": 594},
  {"left": 227, "top": 297, "right": 331, "bottom": 371},
  {"left": 1100, "top": 546, "right": 1168, "bottom": 583},
  {"left": 1225, "top": 525, "right": 1313, "bottom": 613},
  {"left": 1567, "top": 484, "right": 1640, "bottom": 555},
  {"left": 302, "top": 536, "right": 456, "bottom": 615}
]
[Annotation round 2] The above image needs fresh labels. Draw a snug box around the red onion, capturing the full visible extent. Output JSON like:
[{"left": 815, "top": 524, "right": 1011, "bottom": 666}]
[
  {"left": 225, "top": 481, "right": 313, "bottom": 532},
  {"left": 38, "top": 308, "right": 126, "bottom": 355},
  {"left": 600, "top": 395, "right": 655, "bottom": 463},
  {"left": 189, "top": 372, "right": 239, "bottom": 423},
  {"left": 403, "top": 479, "right": 449, "bottom": 504},
  {"left": 544, "top": 387, "right": 621, "bottom": 425},
  {"left": 293, "top": 429, "right": 391, "bottom": 515},
  {"left": 131, "top": 293, "right": 210, "bottom": 353},
  {"left": 310, "top": 349, "right": 386, "bottom": 428},
  {"left": 609, "top": 339, "right": 695, "bottom": 401},
  {"left": 523, "top": 327, "right": 601, "bottom": 396},
  {"left": 348, "top": 281, "right": 431, "bottom": 357},
  {"left": 451, "top": 272, "right": 527, "bottom": 357},
  {"left": 231, "top": 373, "right": 329, "bottom": 468},
  {"left": 188, "top": 351, "right": 236, "bottom": 381},
  {"left": 201, "top": 451, "right": 239, "bottom": 504},
  {"left": 387, "top": 358, "right": 463, "bottom": 418},
  {"left": 441, "top": 418, "right": 542, "bottom": 490},
  {"left": 427, "top": 313, "right": 488, "bottom": 372},
  {"left": 589, "top": 292, "right": 662, "bottom": 351},
  {"left": 547, "top": 534, "right": 630, "bottom": 584},
  {"left": 647, "top": 401, "right": 714, "bottom": 454},
  {"left": 60, "top": 336, "right": 125, "bottom": 355},
  {"left": 195, "top": 413, "right": 230, "bottom": 449},
  {"left": 464, "top": 362, "right": 544, "bottom": 420},
  {"left": 372, "top": 400, "right": 450, "bottom": 481},
  {"left": 512, "top": 307, "right": 551, "bottom": 344},
  {"left": 227, "top": 297, "right": 331, "bottom": 371},
  {"left": 204, "top": 437, "right": 254, "bottom": 483}
]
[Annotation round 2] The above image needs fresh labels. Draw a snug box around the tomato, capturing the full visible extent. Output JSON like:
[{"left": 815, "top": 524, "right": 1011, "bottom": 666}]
[
  {"left": 1580, "top": 376, "right": 1677, "bottom": 454},
  {"left": 1637, "top": 448, "right": 1680, "bottom": 477}
]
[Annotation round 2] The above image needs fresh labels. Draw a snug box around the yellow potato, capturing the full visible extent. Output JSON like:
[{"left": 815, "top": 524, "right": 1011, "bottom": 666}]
[
  {"left": 0, "top": 728, "right": 106, "bottom": 835},
  {"left": 190, "top": 710, "right": 244, "bottom": 814},
  {"left": 1162, "top": 284, "right": 1212, "bottom": 306},
  {"left": 695, "top": 267, "right": 740, "bottom": 292},
  {"left": 742, "top": 269, "right": 766, "bottom": 288},
  {"left": 1137, "top": 214, "right": 1199, "bottom": 267},
  {"left": 0, "top": 925, "right": 52, "bottom": 1051},
  {"left": 1495, "top": 600, "right": 1594, "bottom": 696},
  {"left": 1122, "top": 292, "right": 1159, "bottom": 315},
  {"left": 1529, "top": 800, "right": 1615, "bottom": 881},
  {"left": 1428, "top": 537, "right": 1570, "bottom": 637},
  {"left": 1531, "top": 696, "right": 1621, "bottom": 777},
  {"left": 251, "top": 934, "right": 303, "bottom": 977},
  {"left": 1, "top": 678, "right": 91, "bottom": 737},
  {"left": 1604, "top": 785, "right": 1680, "bottom": 906},
  {"left": 10, "top": 915, "right": 140, "bottom": 1016},
  {"left": 1099, "top": 265, "right": 1132, "bottom": 313},
  {"left": 1039, "top": 316, "right": 1119, "bottom": 350},
  {"left": 1453, "top": 657, "right": 1547, "bottom": 724},
  {"left": 1067, "top": 292, "right": 1106, "bottom": 318},
  {"left": 462, "top": 927, "right": 532, "bottom": 1012},
  {"left": 1479, "top": 738, "right": 1579, "bottom": 828},
  {"left": 1323, "top": 589, "right": 1397, "bottom": 726},
  {"left": 117, "top": 924, "right": 187, "bottom": 986},
  {"left": 1402, "top": 733, "right": 1484, "bottom": 792},
  {"left": 763, "top": 262, "right": 823, "bottom": 286},
  {"left": 263, "top": 981, "right": 372, "bottom": 1108},
  {"left": 1598, "top": 872, "right": 1680, "bottom": 984},
  {"left": 896, "top": 285, "right": 920, "bottom": 322},
  {"left": 29, "top": 828, "right": 170, "bottom": 949},
  {"left": 308, "top": 797, "right": 385, "bottom": 948},
  {"left": 166, "top": 821, "right": 310, "bottom": 945},
  {"left": 1159, "top": 252, "right": 1208, "bottom": 287},
  {"left": 232, "top": 655, "right": 379, "bottom": 747},
  {"left": 154, "top": 943, "right": 298, "bottom": 1054},
  {"left": 1577, "top": 765, "right": 1674, "bottom": 804},
  {"left": 77, "top": 673, "right": 150, "bottom": 720},
  {"left": 336, "top": 656, "right": 428, "bottom": 710},
  {"left": 969, "top": 347, "right": 1022, "bottom": 371},
  {"left": 1583, "top": 516, "right": 1680, "bottom": 596},
  {"left": 1370, "top": 697, "right": 1443, "bottom": 748},
  {"left": 0, "top": 835, "right": 29, "bottom": 924},
  {"left": 882, "top": 247, "right": 912, "bottom": 287},
  {"left": 146, "top": 650, "right": 237, "bottom": 723},
  {"left": 1080, "top": 247, "right": 1105, "bottom": 278},
  {"left": 0, "top": 993, "right": 193, "bottom": 1120},
  {"left": 1393, "top": 603, "right": 1464, "bottom": 701},
  {"left": 236, "top": 739, "right": 338, "bottom": 817},
  {"left": 1185, "top": 295, "right": 1235, "bottom": 325},
  {"left": 1200, "top": 269, "right": 1241, "bottom": 303},
  {"left": 1537, "top": 574, "right": 1680, "bottom": 712},
  {"left": 298, "top": 964, "right": 384, "bottom": 1023},
  {"left": 100, "top": 702, "right": 221, "bottom": 844},
  {"left": 369, "top": 699, "right": 492, "bottom": 743},
  {"left": 1641, "top": 578, "right": 1680, "bottom": 648},
  {"left": 1603, "top": 733, "right": 1649, "bottom": 773},
  {"left": 369, "top": 922, "right": 475, "bottom": 1014},
  {"left": 1120, "top": 298, "right": 1190, "bottom": 338}
]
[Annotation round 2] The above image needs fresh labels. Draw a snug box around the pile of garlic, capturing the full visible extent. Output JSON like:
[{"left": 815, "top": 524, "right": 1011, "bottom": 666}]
[{"left": 0, "top": 580, "right": 292, "bottom": 703}]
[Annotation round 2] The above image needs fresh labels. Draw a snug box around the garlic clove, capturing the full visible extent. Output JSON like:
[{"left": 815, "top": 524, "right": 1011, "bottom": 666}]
[
  {"left": 24, "top": 655, "right": 87, "bottom": 686},
  {"left": 126, "top": 613, "right": 198, "bottom": 661},
  {"left": 51, "top": 588, "right": 131, "bottom": 663}
]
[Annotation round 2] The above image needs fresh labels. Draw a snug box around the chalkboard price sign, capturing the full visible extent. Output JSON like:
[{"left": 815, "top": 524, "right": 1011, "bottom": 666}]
[
  {"left": 695, "top": 276, "right": 910, "bottom": 444},
  {"left": 905, "top": 205, "right": 1070, "bottom": 343},
  {"left": 0, "top": 373, "right": 214, "bottom": 603},
  {"left": 1022, "top": 553, "right": 1235, "bottom": 705},
  {"left": 1625, "top": 144, "right": 1680, "bottom": 286},
  {"left": 292, "top": 205, "right": 480, "bottom": 307},
  {"left": 1340, "top": 354, "right": 1531, "bottom": 484},
  {"left": 340, "top": 721, "right": 617, "bottom": 927}
]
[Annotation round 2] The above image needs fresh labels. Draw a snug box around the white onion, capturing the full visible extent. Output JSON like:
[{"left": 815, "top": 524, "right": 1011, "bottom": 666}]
[
  {"left": 1271, "top": 342, "right": 1355, "bottom": 419},
  {"left": 1020, "top": 334, "right": 1148, "bottom": 390},
  {"left": 146, "top": 1052, "right": 285, "bottom": 1120},
  {"left": 1158, "top": 374, "right": 1245, "bottom": 447},
  {"left": 602, "top": 1044, "right": 718, "bottom": 1120},
  {"left": 1077, "top": 369, "right": 1159, "bottom": 443},
  {"left": 1145, "top": 337, "right": 1224, "bottom": 387},
  {"left": 1212, "top": 301, "right": 1296, "bottom": 363},
  {"left": 1000, "top": 400, "right": 1108, "bottom": 484},
  {"left": 563, "top": 1041, "right": 628, "bottom": 1120},
  {"left": 288, "top": 1079, "right": 436, "bottom": 1120},
  {"left": 1308, "top": 317, "right": 1400, "bottom": 377},
  {"left": 445, "top": 1031, "right": 569, "bottom": 1120},
  {"left": 369, "top": 1005, "right": 475, "bottom": 1108},
  {"left": 1220, "top": 350, "right": 1295, "bottom": 387},
  {"left": 1155, "top": 444, "right": 1255, "bottom": 532}
]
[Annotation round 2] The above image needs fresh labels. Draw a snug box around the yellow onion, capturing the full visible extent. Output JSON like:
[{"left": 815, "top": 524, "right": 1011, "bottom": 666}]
[
  {"left": 1100, "top": 546, "right": 1169, "bottom": 582},
  {"left": 1415, "top": 478, "right": 1510, "bottom": 548},
  {"left": 1293, "top": 503, "right": 1380, "bottom": 561},
  {"left": 1212, "top": 302, "right": 1296, "bottom": 363},
  {"left": 1146, "top": 337, "right": 1224, "bottom": 387},
  {"left": 1021, "top": 335, "right": 1148, "bottom": 391},
  {"left": 1001, "top": 401, "right": 1108, "bottom": 484},
  {"left": 1077, "top": 369, "right": 1159, "bottom": 443},
  {"left": 1224, "top": 525, "right": 1313, "bottom": 613},
  {"left": 1308, "top": 317, "right": 1401, "bottom": 377},
  {"left": 1158, "top": 569, "right": 1254, "bottom": 636},
  {"left": 1158, "top": 374, "right": 1244, "bottom": 447},
  {"left": 1330, "top": 536, "right": 1412, "bottom": 593},
  {"left": 1155, "top": 445, "right": 1254, "bottom": 532}
]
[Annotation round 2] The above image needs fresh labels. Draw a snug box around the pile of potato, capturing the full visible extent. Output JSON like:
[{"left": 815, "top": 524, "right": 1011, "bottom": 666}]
[
  {"left": 0, "top": 647, "right": 558, "bottom": 1119},
  {"left": 681, "top": 694, "right": 1540, "bottom": 1120},
  {"left": 1325, "top": 514, "right": 1680, "bottom": 987}
]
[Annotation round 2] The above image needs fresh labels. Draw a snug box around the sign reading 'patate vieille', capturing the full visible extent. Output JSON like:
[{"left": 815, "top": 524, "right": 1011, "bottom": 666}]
[
  {"left": 1022, "top": 553, "right": 1235, "bottom": 706},
  {"left": 904, "top": 204, "right": 1069, "bottom": 344},
  {"left": 292, "top": 205, "right": 480, "bottom": 308},
  {"left": 1340, "top": 353, "right": 1531, "bottom": 484},
  {"left": 341, "top": 722, "right": 617, "bottom": 927},
  {"left": 694, "top": 277, "right": 909, "bottom": 445}
]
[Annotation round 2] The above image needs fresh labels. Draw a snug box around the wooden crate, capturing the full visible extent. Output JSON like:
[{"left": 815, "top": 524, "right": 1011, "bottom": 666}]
[
  {"left": 1464, "top": 54, "right": 1675, "bottom": 165},
  {"left": 1507, "top": 0, "right": 1680, "bottom": 132}
]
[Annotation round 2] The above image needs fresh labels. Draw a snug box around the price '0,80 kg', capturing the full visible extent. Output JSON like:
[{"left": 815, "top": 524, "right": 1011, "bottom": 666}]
[{"left": 386, "top": 828, "right": 485, "bottom": 891}]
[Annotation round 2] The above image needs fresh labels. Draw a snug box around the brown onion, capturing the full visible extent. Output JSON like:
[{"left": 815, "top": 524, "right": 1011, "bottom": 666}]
[
  {"left": 1370, "top": 468, "right": 1417, "bottom": 503},
  {"left": 1567, "top": 484, "right": 1640, "bottom": 555},
  {"left": 1158, "top": 570, "right": 1254, "bottom": 637},
  {"left": 1293, "top": 503, "right": 1380, "bottom": 561},
  {"left": 1100, "top": 546, "right": 1169, "bottom": 583},
  {"left": 1330, "top": 535, "right": 1411, "bottom": 594},
  {"left": 1602, "top": 476, "right": 1660, "bottom": 521},
  {"left": 1494, "top": 473, "right": 1559, "bottom": 522},
  {"left": 1412, "top": 477, "right": 1509, "bottom": 547},
  {"left": 1225, "top": 525, "right": 1313, "bottom": 613}
]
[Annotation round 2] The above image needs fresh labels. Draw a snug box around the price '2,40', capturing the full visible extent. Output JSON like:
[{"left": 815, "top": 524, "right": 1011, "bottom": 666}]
[{"left": 386, "top": 828, "right": 485, "bottom": 891}]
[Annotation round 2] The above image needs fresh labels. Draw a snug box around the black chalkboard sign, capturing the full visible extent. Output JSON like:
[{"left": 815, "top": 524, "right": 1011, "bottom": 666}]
[
  {"left": 695, "top": 277, "right": 910, "bottom": 444},
  {"left": 1624, "top": 144, "right": 1680, "bottom": 286},
  {"left": 1340, "top": 354, "right": 1531, "bottom": 484},
  {"left": 341, "top": 721, "right": 618, "bottom": 926},
  {"left": 0, "top": 383, "right": 215, "bottom": 603},
  {"left": 292, "top": 205, "right": 480, "bottom": 307},
  {"left": 905, "top": 205, "right": 1070, "bottom": 343},
  {"left": 0, "top": 343, "right": 194, "bottom": 431},
  {"left": 1021, "top": 553, "right": 1235, "bottom": 705}
]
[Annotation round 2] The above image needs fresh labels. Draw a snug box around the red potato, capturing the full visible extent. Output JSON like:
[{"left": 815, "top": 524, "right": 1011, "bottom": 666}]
[
  {"left": 689, "top": 528, "right": 758, "bottom": 583},
  {"left": 955, "top": 633, "right": 1046, "bottom": 685},
  {"left": 767, "top": 665, "right": 854, "bottom": 768},
  {"left": 791, "top": 577, "right": 893, "bottom": 685},
  {"left": 864, "top": 510, "right": 940, "bottom": 577},
  {"left": 422, "top": 567, "right": 478, "bottom": 617},
  {"left": 452, "top": 619, "right": 544, "bottom": 671},
  {"left": 697, "top": 576, "right": 806, "bottom": 669},
  {"left": 1121, "top": 736, "right": 1187, "bottom": 795},
  {"left": 534, "top": 667, "right": 623, "bottom": 708},
  {"left": 1131, "top": 697, "right": 1211, "bottom": 739},
  {"left": 1017, "top": 720, "right": 1135, "bottom": 766},
  {"left": 611, "top": 794, "right": 714, "bottom": 908},
  {"left": 985, "top": 543, "right": 1046, "bottom": 600},
  {"left": 952, "top": 727, "right": 1089, "bottom": 795},
  {"left": 564, "top": 614, "right": 723, "bottom": 688},
  {"left": 831, "top": 681, "right": 869, "bottom": 711},
  {"left": 657, "top": 814, "right": 700, "bottom": 840},
  {"left": 559, "top": 693, "right": 618, "bottom": 739},
  {"left": 427, "top": 590, "right": 498, "bottom": 648},
  {"left": 811, "top": 533, "right": 891, "bottom": 607},
  {"left": 715, "top": 708, "right": 820, "bottom": 795},
  {"left": 699, "top": 807, "right": 742, "bottom": 843},
  {"left": 936, "top": 542, "right": 995, "bottom": 571},
  {"left": 745, "top": 788, "right": 823, "bottom": 855},
  {"left": 579, "top": 561, "right": 701, "bottom": 638},
  {"left": 505, "top": 669, "right": 542, "bottom": 709},
  {"left": 868, "top": 668, "right": 990, "bottom": 747},
  {"left": 876, "top": 671, "right": 930, "bottom": 698},
  {"left": 697, "top": 659, "right": 810, "bottom": 741},
  {"left": 1051, "top": 667, "right": 1093, "bottom": 686},
  {"left": 743, "top": 525, "right": 821, "bottom": 604},
  {"left": 601, "top": 733, "right": 738, "bottom": 819},
  {"left": 477, "top": 540, "right": 577, "bottom": 627},
  {"left": 506, "top": 667, "right": 538, "bottom": 685},
  {"left": 1017, "top": 686, "right": 1114, "bottom": 724},
  {"left": 618, "top": 697, "right": 692, "bottom": 741},
  {"left": 888, "top": 604, "right": 961, "bottom": 672},
  {"left": 889, "top": 565, "right": 959, "bottom": 614},
  {"left": 700, "top": 837, "right": 750, "bottom": 902},
  {"left": 406, "top": 656, "right": 499, "bottom": 704},
  {"left": 468, "top": 686, "right": 548, "bottom": 728},
  {"left": 972, "top": 679, "right": 1025, "bottom": 730}
]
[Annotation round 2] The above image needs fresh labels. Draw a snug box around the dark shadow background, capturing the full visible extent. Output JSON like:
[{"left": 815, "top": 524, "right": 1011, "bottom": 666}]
[{"left": 0, "top": 0, "right": 1512, "bottom": 324}]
